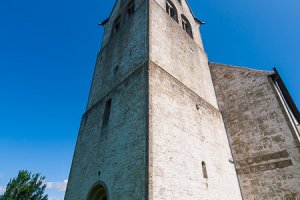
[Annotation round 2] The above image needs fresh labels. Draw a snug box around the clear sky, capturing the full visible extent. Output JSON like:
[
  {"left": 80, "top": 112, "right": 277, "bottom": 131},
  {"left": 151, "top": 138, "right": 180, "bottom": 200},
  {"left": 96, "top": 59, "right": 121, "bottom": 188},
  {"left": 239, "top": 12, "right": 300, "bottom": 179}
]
[{"left": 0, "top": 0, "right": 299, "bottom": 199}]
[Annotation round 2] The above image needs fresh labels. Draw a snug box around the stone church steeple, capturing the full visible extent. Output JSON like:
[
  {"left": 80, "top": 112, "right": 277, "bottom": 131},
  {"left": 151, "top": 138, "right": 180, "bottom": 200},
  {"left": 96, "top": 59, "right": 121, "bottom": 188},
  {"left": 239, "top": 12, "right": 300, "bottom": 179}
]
[
  {"left": 65, "top": 0, "right": 242, "bottom": 199},
  {"left": 65, "top": 0, "right": 300, "bottom": 199}
]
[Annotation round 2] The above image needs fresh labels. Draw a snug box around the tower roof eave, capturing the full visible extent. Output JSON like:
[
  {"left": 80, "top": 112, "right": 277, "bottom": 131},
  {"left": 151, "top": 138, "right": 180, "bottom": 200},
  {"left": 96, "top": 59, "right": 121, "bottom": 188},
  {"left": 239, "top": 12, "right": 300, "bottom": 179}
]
[
  {"left": 194, "top": 17, "right": 205, "bottom": 25},
  {"left": 99, "top": 18, "right": 109, "bottom": 26},
  {"left": 99, "top": 0, "right": 119, "bottom": 26},
  {"left": 271, "top": 68, "right": 300, "bottom": 123},
  {"left": 184, "top": 0, "right": 205, "bottom": 25},
  {"left": 100, "top": 0, "right": 205, "bottom": 26}
]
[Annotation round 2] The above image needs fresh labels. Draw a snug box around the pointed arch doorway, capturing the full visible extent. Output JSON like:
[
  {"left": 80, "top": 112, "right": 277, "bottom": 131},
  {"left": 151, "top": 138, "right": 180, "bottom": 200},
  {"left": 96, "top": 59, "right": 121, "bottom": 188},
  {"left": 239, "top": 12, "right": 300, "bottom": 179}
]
[{"left": 87, "top": 183, "right": 108, "bottom": 200}]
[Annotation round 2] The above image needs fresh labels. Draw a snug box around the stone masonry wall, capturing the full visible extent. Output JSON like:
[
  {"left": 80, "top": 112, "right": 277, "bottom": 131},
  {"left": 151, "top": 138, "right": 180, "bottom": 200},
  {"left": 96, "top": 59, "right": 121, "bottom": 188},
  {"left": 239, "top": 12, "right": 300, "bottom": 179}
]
[
  {"left": 87, "top": 0, "right": 148, "bottom": 110},
  {"left": 210, "top": 63, "right": 300, "bottom": 200},
  {"left": 148, "top": 1, "right": 242, "bottom": 199},
  {"left": 149, "top": 0, "right": 218, "bottom": 108},
  {"left": 66, "top": 1, "right": 150, "bottom": 198},
  {"left": 65, "top": 63, "right": 148, "bottom": 200},
  {"left": 152, "top": 0, "right": 203, "bottom": 48},
  {"left": 148, "top": 61, "right": 242, "bottom": 200}
]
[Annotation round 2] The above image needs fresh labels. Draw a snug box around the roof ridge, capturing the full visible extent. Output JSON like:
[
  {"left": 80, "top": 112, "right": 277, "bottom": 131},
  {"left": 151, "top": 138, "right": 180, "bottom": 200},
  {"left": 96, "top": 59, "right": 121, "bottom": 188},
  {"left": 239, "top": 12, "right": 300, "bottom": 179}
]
[{"left": 209, "top": 62, "right": 274, "bottom": 74}]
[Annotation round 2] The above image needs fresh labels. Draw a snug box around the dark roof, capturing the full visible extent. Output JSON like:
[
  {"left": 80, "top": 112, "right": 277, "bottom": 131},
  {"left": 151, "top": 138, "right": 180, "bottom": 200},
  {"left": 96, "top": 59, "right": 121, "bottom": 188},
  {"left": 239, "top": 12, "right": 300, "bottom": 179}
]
[
  {"left": 194, "top": 17, "right": 205, "bottom": 25},
  {"left": 270, "top": 68, "right": 300, "bottom": 123},
  {"left": 99, "top": 18, "right": 109, "bottom": 26}
]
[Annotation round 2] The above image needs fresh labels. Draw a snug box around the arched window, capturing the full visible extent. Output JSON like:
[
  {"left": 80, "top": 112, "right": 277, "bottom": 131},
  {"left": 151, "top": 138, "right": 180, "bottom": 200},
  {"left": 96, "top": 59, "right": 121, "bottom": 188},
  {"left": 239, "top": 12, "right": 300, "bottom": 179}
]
[
  {"left": 202, "top": 161, "right": 208, "bottom": 178},
  {"left": 181, "top": 14, "right": 193, "bottom": 38},
  {"left": 166, "top": 0, "right": 178, "bottom": 22},
  {"left": 87, "top": 184, "right": 108, "bottom": 200}
]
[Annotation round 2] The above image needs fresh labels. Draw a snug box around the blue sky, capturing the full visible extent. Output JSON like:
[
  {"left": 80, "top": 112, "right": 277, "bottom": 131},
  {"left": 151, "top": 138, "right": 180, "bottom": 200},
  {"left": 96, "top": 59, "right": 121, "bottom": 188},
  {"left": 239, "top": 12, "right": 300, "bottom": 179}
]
[{"left": 0, "top": 0, "right": 299, "bottom": 199}]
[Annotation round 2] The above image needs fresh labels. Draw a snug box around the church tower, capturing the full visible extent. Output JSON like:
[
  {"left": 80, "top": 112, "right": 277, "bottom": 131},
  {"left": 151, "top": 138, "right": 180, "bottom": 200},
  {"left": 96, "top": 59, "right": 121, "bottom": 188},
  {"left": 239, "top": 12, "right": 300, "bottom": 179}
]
[{"left": 65, "top": 0, "right": 243, "bottom": 199}]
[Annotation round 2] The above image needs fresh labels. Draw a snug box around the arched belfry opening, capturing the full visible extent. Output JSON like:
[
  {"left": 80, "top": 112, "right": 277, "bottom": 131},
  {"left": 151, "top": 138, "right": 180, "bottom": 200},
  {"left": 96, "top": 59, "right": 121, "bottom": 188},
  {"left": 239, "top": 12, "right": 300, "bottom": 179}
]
[
  {"left": 87, "top": 184, "right": 108, "bottom": 200},
  {"left": 166, "top": 0, "right": 178, "bottom": 22},
  {"left": 181, "top": 14, "right": 193, "bottom": 38}
]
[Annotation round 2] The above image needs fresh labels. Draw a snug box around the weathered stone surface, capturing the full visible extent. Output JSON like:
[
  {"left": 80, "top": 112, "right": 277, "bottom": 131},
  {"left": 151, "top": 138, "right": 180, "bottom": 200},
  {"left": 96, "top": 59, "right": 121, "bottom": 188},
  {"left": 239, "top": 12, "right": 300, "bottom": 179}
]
[
  {"left": 148, "top": 1, "right": 242, "bottom": 199},
  {"left": 148, "top": 61, "right": 242, "bottom": 200},
  {"left": 65, "top": 0, "right": 149, "bottom": 197},
  {"left": 210, "top": 63, "right": 300, "bottom": 199},
  {"left": 149, "top": 0, "right": 218, "bottom": 109},
  {"left": 66, "top": 0, "right": 300, "bottom": 199},
  {"left": 87, "top": 0, "right": 149, "bottom": 110},
  {"left": 65, "top": 63, "right": 149, "bottom": 200},
  {"left": 237, "top": 159, "right": 293, "bottom": 174}
]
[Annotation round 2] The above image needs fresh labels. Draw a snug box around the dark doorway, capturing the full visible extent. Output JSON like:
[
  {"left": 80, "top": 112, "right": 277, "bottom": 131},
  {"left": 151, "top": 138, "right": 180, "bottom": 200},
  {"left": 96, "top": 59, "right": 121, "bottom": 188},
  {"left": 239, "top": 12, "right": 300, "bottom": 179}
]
[{"left": 88, "top": 184, "right": 107, "bottom": 200}]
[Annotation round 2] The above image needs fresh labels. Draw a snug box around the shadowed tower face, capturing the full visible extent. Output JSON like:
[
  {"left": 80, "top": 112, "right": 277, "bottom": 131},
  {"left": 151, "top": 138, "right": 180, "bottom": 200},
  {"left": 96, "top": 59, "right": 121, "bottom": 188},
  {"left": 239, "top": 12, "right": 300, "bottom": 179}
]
[{"left": 65, "top": 0, "right": 242, "bottom": 199}]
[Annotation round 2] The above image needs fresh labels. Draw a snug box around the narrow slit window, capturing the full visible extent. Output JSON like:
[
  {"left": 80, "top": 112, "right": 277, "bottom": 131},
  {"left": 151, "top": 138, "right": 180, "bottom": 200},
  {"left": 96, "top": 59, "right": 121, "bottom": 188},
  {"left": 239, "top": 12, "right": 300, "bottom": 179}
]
[
  {"left": 83, "top": 115, "right": 88, "bottom": 126},
  {"left": 166, "top": 0, "right": 178, "bottom": 22},
  {"left": 113, "top": 16, "right": 121, "bottom": 34},
  {"left": 126, "top": 1, "right": 134, "bottom": 17},
  {"left": 102, "top": 99, "right": 112, "bottom": 128},
  {"left": 202, "top": 161, "right": 208, "bottom": 178},
  {"left": 113, "top": 65, "right": 119, "bottom": 75}
]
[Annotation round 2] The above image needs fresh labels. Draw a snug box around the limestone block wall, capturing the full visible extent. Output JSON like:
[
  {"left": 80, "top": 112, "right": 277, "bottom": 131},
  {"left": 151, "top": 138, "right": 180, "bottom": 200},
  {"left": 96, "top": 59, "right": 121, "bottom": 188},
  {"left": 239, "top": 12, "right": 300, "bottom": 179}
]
[
  {"left": 210, "top": 63, "right": 300, "bottom": 200},
  {"left": 148, "top": 61, "right": 242, "bottom": 200},
  {"left": 149, "top": 0, "right": 218, "bottom": 108},
  {"left": 87, "top": 0, "right": 148, "bottom": 109},
  {"left": 151, "top": 0, "right": 203, "bottom": 48},
  {"left": 101, "top": 0, "right": 147, "bottom": 50},
  {"left": 65, "top": 64, "right": 148, "bottom": 200}
]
